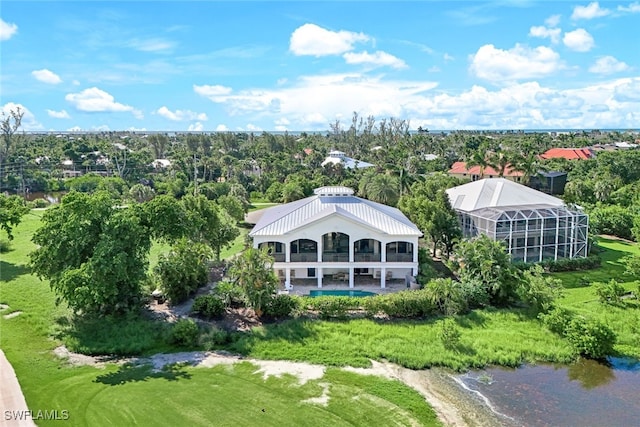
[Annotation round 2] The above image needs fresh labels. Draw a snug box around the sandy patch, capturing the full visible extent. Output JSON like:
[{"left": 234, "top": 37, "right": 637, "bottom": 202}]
[
  {"left": 0, "top": 304, "right": 9, "bottom": 311},
  {"left": 3, "top": 311, "right": 22, "bottom": 319},
  {"left": 301, "top": 382, "right": 330, "bottom": 406},
  {"left": 252, "top": 360, "right": 325, "bottom": 385}
]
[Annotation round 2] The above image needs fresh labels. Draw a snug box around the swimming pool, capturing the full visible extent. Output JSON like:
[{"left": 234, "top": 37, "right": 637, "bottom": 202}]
[{"left": 308, "top": 290, "right": 377, "bottom": 297}]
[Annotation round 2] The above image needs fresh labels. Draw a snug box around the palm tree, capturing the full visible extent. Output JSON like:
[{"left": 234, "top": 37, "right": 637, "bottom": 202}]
[
  {"left": 465, "top": 150, "right": 490, "bottom": 179},
  {"left": 365, "top": 174, "right": 400, "bottom": 206},
  {"left": 487, "top": 151, "right": 511, "bottom": 178}
]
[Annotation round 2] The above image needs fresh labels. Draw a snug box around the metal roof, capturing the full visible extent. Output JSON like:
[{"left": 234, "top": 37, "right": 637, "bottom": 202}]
[
  {"left": 446, "top": 178, "right": 565, "bottom": 213},
  {"left": 249, "top": 189, "right": 422, "bottom": 237}
]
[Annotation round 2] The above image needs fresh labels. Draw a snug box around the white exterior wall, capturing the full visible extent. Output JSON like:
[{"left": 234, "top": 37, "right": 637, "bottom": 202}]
[{"left": 253, "top": 215, "right": 419, "bottom": 288}]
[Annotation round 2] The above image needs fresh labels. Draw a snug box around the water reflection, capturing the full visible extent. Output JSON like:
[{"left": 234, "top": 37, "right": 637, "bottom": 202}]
[
  {"left": 456, "top": 358, "right": 640, "bottom": 427},
  {"left": 567, "top": 358, "right": 615, "bottom": 389}
]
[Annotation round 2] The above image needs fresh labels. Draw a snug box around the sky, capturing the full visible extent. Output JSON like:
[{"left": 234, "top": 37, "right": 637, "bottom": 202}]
[{"left": 1, "top": 1, "right": 639, "bottom": 132}]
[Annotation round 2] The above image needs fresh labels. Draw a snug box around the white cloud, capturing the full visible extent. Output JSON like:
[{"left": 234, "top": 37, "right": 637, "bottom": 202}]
[
  {"left": 529, "top": 26, "right": 562, "bottom": 44},
  {"left": 589, "top": 56, "right": 630, "bottom": 74},
  {"left": 443, "top": 53, "right": 455, "bottom": 62},
  {"left": 343, "top": 50, "right": 407, "bottom": 69},
  {"left": 67, "top": 126, "right": 82, "bottom": 132},
  {"left": 199, "top": 73, "right": 438, "bottom": 130},
  {"left": 563, "top": 29, "right": 595, "bottom": 52},
  {"left": 127, "top": 38, "right": 175, "bottom": 52},
  {"left": 1, "top": 102, "right": 43, "bottom": 131},
  {"left": 571, "top": 2, "right": 610, "bottom": 20},
  {"left": 128, "top": 126, "right": 147, "bottom": 131},
  {"left": 469, "top": 44, "right": 562, "bottom": 82},
  {"left": 156, "top": 106, "right": 208, "bottom": 121},
  {"left": 618, "top": 2, "right": 640, "bottom": 13},
  {"left": 47, "top": 109, "right": 71, "bottom": 119},
  {"left": 193, "top": 84, "right": 232, "bottom": 98},
  {"left": 289, "top": 23, "right": 369, "bottom": 56},
  {"left": 428, "top": 66, "right": 441, "bottom": 73},
  {"left": 545, "top": 14, "right": 561, "bottom": 27},
  {"left": 215, "top": 124, "right": 229, "bottom": 131},
  {"left": 0, "top": 18, "right": 18, "bottom": 41},
  {"left": 32, "top": 69, "right": 63, "bottom": 84},
  {"left": 245, "top": 124, "right": 262, "bottom": 132},
  {"left": 65, "top": 87, "right": 142, "bottom": 118},
  {"left": 188, "top": 122, "right": 204, "bottom": 131}
]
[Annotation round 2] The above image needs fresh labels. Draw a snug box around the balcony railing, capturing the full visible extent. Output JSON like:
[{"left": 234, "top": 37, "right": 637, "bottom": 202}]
[
  {"left": 271, "top": 253, "right": 285, "bottom": 262},
  {"left": 322, "top": 252, "right": 350, "bottom": 262},
  {"left": 290, "top": 253, "right": 317, "bottom": 262},
  {"left": 354, "top": 253, "right": 381, "bottom": 262},
  {"left": 385, "top": 253, "right": 413, "bottom": 262}
]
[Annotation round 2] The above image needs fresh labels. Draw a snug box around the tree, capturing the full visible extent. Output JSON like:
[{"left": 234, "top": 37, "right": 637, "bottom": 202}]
[
  {"left": 1, "top": 107, "right": 24, "bottom": 190},
  {"left": 30, "top": 192, "right": 188, "bottom": 315},
  {"left": 129, "top": 183, "right": 155, "bottom": 203},
  {"left": 362, "top": 173, "right": 400, "bottom": 206},
  {"left": 0, "top": 194, "right": 29, "bottom": 240},
  {"left": 447, "top": 234, "right": 521, "bottom": 306},
  {"left": 30, "top": 192, "right": 149, "bottom": 314},
  {"left": 399, "top": 186, "right": 461, "bottom": 258},
  {"left": 182, "top": 195, "right": 240, "bottom": 261},
  {"left": 228, "top": 246, "right": 279, "bottom": 316}
]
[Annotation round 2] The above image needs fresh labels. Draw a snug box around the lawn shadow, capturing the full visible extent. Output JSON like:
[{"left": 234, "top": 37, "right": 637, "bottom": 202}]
[
  {"left": 0, "top": 261, "right": 31, "bottom": 283},
  {"left": 94, "top": 362, "right": 191, "bottom": 386},
  {"left": 454, "top": 310, "right": 488, "bottom": 328},
  {"left": 229, "top": 317, "right": 318, "bottom": 354}
]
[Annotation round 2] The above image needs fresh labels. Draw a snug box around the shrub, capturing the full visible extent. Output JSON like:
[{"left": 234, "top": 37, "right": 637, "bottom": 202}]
[
  {"left": 369, "top": 290, "right": 436, "bottom": 318},
  {"left": 212, "top": 280, "right": 245, "bottom": 307},
  {"left": 303, "top": 296, "right": 361, "bottom": 319},
  {"left": 28, "top": 198, "right": 50, "bottom": 208},
  {"left": 539, "top": 307, "right": 573, "bottom": 335},
  {"left": 517, "top": 265, "right": 563, "bottom": 313},
  {"left": 191, "top": 295, "right": 225, "bottom": 319},
  {"left": 154, "top": 240, "right": 212, "bottom": 304},
  {"left": 594, "top": 279, "right": 626, "bottom": 305},
  {"left": 540, "top": 255, "right": 601, "bottom": 272},
  {"left": 199, "top": 325, "right": 229, "bottom": 350},
  {"left": 424, "top": 278, "right": 468, "bottom": 315},
  {"left": 440, "top": 318, "right": 462, "bottom": 350},
  {"left": 169, "top": 319, "right": 200, "bottom": 347},
  {"left": 565, "top": 317, "right": 616, "bottom": 359},
  {"left": 589, "top": 205, "right": 635, "bottom": 241},
  {"left": 264, "top": 294, "right": 297, "bottom": 319}
]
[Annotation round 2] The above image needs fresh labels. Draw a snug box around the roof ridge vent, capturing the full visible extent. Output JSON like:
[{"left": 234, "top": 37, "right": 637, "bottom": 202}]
[{"left": 314, "top": 186, "right": 354, "bottom": 197}]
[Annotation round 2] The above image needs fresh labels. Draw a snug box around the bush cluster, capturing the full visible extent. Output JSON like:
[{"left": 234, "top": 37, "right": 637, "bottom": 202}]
[
  {"left": 539, "top": 308, "right": 616, "bottom": 359},
  {"left": 301, "top": 296, "right": 362, "bottom": 319},
  {"left": 212, "top": 280, "right": 245, "bottom": 307},
  {"left": 540, "top": 255, "right": 601, "bottom": 272},
  {"left": 168, "top": 319, "right": 200, "bottom": 347},
  {"left": 594, "top": 279, "right": 626, "bottom": 305},
  {"left": 364, "top": 290, "right": 436, "bottom": 318},
  {"left": 264, "top": 294, "right": 298, "bottom": 319},
  {"left": 191, "top": 295, "right": 225, "bottom": 319}
]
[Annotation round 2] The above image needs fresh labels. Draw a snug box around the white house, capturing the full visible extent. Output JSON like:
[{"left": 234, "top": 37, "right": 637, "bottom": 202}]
[
  {"left": 446, "top": 178, "right": 589, "bottom": 263},
  {"left": 248, "top": 186, "right": 422, "bottom": 288},
  {"left": 321, "top": 150, "right": 375, "bottom": 169}
]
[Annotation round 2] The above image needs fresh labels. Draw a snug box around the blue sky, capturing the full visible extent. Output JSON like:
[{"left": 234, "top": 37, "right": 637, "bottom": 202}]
[{"left": 1, "top": 1, "right": 639, "bottom": 132}]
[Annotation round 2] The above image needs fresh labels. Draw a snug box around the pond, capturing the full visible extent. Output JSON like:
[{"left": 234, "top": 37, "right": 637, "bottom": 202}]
[
  {"left": 25, "top": 191, "right": 66, "bottom": 204},
  {"left": 454, "top": 357, "right": 640, "bottom": 427}
]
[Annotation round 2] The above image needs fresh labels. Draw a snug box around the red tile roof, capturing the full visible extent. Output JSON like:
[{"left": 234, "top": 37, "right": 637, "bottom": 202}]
[
  {"left": 448, "top": 161, "right": 524, "bottom": 177},
  {"left": 540, "top": 148, "right": 594, "bottom": 160}
]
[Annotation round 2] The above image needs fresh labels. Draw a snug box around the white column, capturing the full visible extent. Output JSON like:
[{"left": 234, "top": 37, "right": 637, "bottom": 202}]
[
  {"left": 317, "top": 267, "right": 323, "bottom": 288},
  {"left": 381, "top": 267, "right": 386, "bottom": 289},
  {"left": 349, "top": 268, "right": 354, "bottom": 288},
  {"left": 285, "top": 242, "right": 290, "bottom": 263},
  {"left": 285, "top": 268, "right": 291, "bottom": 288},
  {"left": 381, "top": 242, "right": 387, "bottom": 262},
  {"left": 317, "top": 238, "right": 322, "bottom": 263},
  {"left": 349, "top": 239, "right": 354, "bottom": 263},
  {"left": 412, "top": 242, "right": 418, "bottom": 264}
]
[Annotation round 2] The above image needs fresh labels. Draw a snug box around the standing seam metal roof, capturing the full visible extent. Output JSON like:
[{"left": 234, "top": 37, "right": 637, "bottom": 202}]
[{"left": 249, "top": 191, "right": 422, "bottom": 237}]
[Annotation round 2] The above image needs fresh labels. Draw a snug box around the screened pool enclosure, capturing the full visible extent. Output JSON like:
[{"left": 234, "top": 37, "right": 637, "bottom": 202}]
[{"left": 447, "top": 179, "right": 589, "bottom": 263}]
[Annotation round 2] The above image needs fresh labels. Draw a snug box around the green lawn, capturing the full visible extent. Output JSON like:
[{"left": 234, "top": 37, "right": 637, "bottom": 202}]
[
  {"left": 0, "top": 211, "right": 439, "bottom": 426},
  {"left": 552, "top": 237, "right": 640, "bottom": 358}
]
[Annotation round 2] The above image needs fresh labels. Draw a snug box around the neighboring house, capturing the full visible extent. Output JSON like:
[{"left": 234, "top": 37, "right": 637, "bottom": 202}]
[
  {"left": 321, "top": 150, "right": 375, "bottom": 169},
  {"left": 151, "top": 159, "right": 172, "bottom": 169},
  {"left": 529, "top": 171, "right": 567, "bottom": 195},
  {"left": 540, "top": 148, "right": 595, "bottom": 160},
  {"left": 247, "top": 186, "right": 422, "bottom": 288},
  {"left": 446, "top": 178, "right": 588, "bottom": 263},
  {"left": 448, "top": 161, "right": 524, "bottom": 183}
]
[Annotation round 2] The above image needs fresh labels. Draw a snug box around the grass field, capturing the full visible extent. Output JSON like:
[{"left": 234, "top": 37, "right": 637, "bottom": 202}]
[{"left": 0, "top": 211, "right": 439, "bottom": 426}]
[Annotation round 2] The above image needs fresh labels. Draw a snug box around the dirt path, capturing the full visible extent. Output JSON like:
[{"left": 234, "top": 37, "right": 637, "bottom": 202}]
[
  {"left": 53, "top": 346, "right": 510, "bottom": 426},
  {"left": 0, "top": 350, "right": 37, "bottom": 427}
]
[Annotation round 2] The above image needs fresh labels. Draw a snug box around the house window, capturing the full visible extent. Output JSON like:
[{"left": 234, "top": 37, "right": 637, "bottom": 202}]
[{"left": 307, "top": 268, "right": 316, "bottom": 278}]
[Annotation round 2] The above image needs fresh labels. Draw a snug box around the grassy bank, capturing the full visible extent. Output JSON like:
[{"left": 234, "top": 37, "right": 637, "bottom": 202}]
[{"left": 0, "top": 211, "right": 439, "bottom": 426}]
